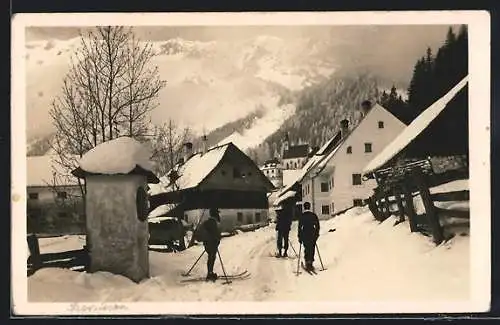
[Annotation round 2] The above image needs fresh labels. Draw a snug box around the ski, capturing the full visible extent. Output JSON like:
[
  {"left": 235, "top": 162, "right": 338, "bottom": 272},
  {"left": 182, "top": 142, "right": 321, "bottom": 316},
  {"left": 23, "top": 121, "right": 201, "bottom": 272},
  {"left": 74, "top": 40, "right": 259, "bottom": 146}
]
[
  {"left": 180, "top": 270, "right": 249, "bottom": 283},
  {"left": 180, "top": 273, "right": 251, "bottom": 284},
  {"left": 268, "top": 252, "right": 297, "bottom": 259},
  {"left": 301, "top": 262, "right": 315, "bottom": 275}
]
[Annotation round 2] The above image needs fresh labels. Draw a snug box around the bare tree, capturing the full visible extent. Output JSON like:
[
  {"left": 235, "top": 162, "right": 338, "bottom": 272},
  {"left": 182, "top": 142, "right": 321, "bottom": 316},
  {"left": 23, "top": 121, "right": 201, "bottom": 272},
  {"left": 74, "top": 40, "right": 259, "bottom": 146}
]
[
  {"left": 49, "top": 27, "right": 166, "bottom": 249},
  {"left": 50, "top": 26, "right": 166, "bottom": 181},
  {"left": 147, "top": 119, "right": 192, "bottom": 177}
]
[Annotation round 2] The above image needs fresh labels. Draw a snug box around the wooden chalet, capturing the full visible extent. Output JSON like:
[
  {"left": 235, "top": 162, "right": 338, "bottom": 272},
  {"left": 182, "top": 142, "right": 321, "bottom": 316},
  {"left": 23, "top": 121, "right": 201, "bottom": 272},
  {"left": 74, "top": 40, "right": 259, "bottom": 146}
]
[{"left": 148, "top": 141, "right": 275, "bottom": 233}]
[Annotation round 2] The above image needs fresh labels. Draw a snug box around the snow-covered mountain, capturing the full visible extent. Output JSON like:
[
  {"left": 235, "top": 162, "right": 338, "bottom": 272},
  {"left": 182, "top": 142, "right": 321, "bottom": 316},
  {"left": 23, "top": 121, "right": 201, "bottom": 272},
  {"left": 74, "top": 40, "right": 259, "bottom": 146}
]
[{"left": 26, "top": 34, "right": 338, "bottom": 149}]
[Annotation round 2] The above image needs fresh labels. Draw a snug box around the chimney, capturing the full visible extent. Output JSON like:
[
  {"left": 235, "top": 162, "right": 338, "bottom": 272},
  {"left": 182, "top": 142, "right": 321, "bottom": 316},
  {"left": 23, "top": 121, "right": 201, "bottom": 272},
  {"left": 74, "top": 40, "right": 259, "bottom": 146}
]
[
  {"left": 184, "top": 142, "right": 193, "bottom": 162},
  {"left": 340, "top": 119, "right": 349, "bottom": 138},
  {"left": 361, "top": 100, "right": 373, "bottom": 117},
  {"left": 201, "top": 135, "right": 208, "bottom": 155}
]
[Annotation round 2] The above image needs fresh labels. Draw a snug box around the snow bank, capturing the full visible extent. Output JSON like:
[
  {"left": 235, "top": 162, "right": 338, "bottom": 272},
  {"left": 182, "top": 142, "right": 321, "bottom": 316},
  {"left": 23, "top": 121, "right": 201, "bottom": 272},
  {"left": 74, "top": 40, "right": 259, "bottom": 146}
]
[
  {"left": 28, "top": 205, "right": 469, "bottom": 304},
  {"left": 78, "top": 137, "right": 154, "bottom": 175}
]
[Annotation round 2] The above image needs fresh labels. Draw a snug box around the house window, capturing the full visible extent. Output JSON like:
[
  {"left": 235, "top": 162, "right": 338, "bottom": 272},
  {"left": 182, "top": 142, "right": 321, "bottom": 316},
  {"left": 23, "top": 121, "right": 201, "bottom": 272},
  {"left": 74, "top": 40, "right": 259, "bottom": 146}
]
[
  {"left": 378, "top": 121, "right": 384, "bottom": 129},
  {"left": 255, "top": 212, "right": 261, "bottom": 222},
  {"left": 320, "top": 182, "right": 329, "bottom": 192},
  {"left": 353, "top": 199, "right": 363, "bottom": 207},
  {"left": 28, "top": 192, "right": 39, "bottom": 200},
  {"left": 247, "top": 214, "right": 253, "bottom": 224},
  {"left": 233, "top": 168, "right": 242, "bottom": 178},
  {"left": 237, "top": 212, "right": 243, "bottom": 222},
  {"left": 294, "top": 162, "right": 297, "bottom": 169},
  {"left": 57, "top": 191, "right": 67, "bottom": 199},
  {"left": 347, "top": 146, "right": 352, "bottom": 154},
  {"left": 331, "top": 202, "right": 335, "bottom": 213},
  {"left": 321, "top": 205, "right": 330, "bottom": 215},
  {"left": 286, "top": 163, "right": 290, "bottom": 169},
  {"left": 352, "top": 173, "right": 362, "bottom": 185},
  {"left": 364, "top": 143, "right": 372, "bottom": 153}
]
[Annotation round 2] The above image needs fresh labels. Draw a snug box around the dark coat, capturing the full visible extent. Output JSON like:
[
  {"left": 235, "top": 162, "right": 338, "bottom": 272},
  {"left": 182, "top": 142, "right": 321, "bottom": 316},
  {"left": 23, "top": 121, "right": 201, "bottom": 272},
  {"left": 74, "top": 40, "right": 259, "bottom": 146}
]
[
  {"left": 298, "top": 210, "right": 320, "bottom": 243},
  {"left": 276, "top": 207, "right": 293, "bottom": 232},
  {"left": 201, "top": 217, "right": 221, "bottom": 246}
]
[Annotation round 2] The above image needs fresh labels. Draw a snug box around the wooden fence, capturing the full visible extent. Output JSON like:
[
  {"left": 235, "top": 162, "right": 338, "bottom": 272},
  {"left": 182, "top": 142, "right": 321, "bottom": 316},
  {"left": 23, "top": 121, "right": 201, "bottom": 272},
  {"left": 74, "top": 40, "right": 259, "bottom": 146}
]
[{"left": 367, "top": 158, "right": 469, "bottom": 245}]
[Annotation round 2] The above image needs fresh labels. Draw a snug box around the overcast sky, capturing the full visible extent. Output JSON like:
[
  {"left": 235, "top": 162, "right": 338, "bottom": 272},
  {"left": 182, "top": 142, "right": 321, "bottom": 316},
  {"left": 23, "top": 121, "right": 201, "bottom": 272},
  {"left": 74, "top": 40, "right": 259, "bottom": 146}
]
[{"left": 26, "top": 25, "right": 460, "bottom": 86}]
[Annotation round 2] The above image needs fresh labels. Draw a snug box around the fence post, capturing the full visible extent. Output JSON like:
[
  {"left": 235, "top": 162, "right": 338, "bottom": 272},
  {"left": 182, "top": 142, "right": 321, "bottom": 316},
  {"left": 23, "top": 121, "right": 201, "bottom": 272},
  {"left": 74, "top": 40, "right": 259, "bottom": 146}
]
[
  {"left": 394, "top": 185, "right": 405, "bottom": 225},
  {"left": 401, "top": 182, "right": 418, "bottom": 232},
  {"left": 27, "top": 233, "right": 41, "bottom": 273},
  {"left": 411, "top": 169, "right": 444, "bottom": 245},
  {"left": 368, "top": 196, "right": 379, "bottom": 220},
  {"left": 384, "top": 193, "right": 392, "bottom": 219}
]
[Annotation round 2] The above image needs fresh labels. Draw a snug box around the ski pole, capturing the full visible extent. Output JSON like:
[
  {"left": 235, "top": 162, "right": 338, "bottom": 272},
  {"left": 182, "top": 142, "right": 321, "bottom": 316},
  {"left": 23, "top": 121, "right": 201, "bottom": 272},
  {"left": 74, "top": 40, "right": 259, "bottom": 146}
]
[
  {"left": 217, "top": 250, "right": 231, "bottom": 284},
  {"left": 315, "top": 243, "right": 325, "bottom": 271},
  {"left": 289, "top": 241, "right": 298, "bottom": 258},
  {"left": 295, "top": 243, "right": 302, "bottom": 276},
  {"left": 182, "top": 249, "right": 205, "bottom": 276}
]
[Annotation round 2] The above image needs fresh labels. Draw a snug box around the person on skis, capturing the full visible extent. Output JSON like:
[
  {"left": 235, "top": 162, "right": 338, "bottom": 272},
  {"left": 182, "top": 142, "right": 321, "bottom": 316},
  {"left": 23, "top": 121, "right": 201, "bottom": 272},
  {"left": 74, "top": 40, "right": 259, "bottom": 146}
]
[
  {"left": 298, "top": 201, "right": 320, "bottom": 271},
  {"left": 197, "top": 207, "right": 222, "bottom": 281},
  {"left": 275, "top": 201, "right": 293, "bottom": 257}
]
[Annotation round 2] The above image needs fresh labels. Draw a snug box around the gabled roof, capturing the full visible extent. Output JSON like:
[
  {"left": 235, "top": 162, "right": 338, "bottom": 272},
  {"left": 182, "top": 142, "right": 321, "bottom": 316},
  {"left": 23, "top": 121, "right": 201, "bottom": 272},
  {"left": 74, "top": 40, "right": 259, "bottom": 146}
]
[
  {"left": 150, "top": 142, "right": 275, "bottom": 195},
  {"left": 276, "top": 131, "right": 345, "bottom": 198},
  {"left": 363, "top": 76, "right": 469, "bottom": 175},
  {"left": 313, "top": 102, "right": 407, "bottom": 176},
  {"left": 283, "top": 144, "right": 309, "bottom": 159},
  {"left": 27, "top": 155, "right": 80, "bottom": 187}
]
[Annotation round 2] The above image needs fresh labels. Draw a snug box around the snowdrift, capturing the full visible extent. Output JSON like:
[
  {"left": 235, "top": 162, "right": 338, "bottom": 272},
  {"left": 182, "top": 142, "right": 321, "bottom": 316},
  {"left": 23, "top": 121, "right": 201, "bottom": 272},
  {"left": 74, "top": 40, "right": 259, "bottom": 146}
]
[{"left": 28, "top": 206, "right": 469, "bottom": 304}]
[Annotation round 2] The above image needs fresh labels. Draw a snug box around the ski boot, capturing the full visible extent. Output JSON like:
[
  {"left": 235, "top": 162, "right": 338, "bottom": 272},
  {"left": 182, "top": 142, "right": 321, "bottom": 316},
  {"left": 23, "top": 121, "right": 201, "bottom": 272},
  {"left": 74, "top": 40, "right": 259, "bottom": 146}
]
[
  {"left": 276, "top": 250, "right": 282, "bottom": 258},
  {"left": 306, "top": 261, "right": 314, "bottom": 272},
  {"left": 206, "top": 272, "right": 218, "bottom": 282},
  {"left": 283, "top": 251, "right": 288, "bottom": 258}
]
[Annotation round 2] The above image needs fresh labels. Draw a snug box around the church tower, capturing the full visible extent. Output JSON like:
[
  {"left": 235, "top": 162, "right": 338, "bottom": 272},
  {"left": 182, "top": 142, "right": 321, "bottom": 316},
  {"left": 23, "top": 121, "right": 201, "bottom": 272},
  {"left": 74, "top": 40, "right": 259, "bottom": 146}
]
[{"left": 281, "top": 132, "right": 290, "bottom": 158}]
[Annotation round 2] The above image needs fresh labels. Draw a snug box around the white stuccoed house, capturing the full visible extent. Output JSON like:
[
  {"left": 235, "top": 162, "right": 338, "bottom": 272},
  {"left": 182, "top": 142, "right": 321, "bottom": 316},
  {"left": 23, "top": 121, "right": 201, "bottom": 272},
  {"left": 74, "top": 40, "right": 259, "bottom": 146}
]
[{"left": 301, "top": 101, "right": 407, "bottom": 218}]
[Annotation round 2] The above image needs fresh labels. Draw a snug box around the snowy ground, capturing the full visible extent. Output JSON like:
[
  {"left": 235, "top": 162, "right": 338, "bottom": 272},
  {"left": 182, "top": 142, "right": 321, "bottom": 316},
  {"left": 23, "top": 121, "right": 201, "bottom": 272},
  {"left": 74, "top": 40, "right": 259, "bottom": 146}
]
[{"left": 28, "top": 207, "right": 469, "bottom": 303}]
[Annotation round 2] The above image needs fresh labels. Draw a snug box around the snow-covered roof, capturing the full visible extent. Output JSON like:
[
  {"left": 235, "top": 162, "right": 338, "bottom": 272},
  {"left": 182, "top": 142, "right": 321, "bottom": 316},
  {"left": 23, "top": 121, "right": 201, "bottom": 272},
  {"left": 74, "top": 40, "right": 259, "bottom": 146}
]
[
  {"left": 148, "top": 216, "right": 177, "bottom": 224},
  {"left": 148, "top": 203, "right": 178, "bottom": 219},
  {"left": 27, "top": 155, "right": 79, "bottom": 187},
  {"left": 77, "top": 137, "right": 155, "bottom": 175},
  {"left": 282, "top": 169, "right": 302, "bottom": 188},
  {"left": 314, "top": 143, "right": 344, "bottom": 174},
  {"left": 273, "top": 190, "right": 297, "bottom": 207},
  {"left": 363, "top": 76, "right": 469, "bottom": 175},
  {"left": 166, "top": 144, "right": 229, "bottom": 191},
  {"left": 276, "top": 133, "right": 346, "bottom": 198},
  {"left": 148, "top": 142, "right": 274, "bottom": 197}
]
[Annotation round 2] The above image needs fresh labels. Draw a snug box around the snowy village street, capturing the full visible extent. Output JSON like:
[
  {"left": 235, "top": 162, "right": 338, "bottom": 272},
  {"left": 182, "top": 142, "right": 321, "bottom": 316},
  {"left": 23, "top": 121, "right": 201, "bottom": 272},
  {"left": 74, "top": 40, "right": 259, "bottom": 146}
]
[{"left": 28, "top": 207, "right": 469, "bottom": 303}]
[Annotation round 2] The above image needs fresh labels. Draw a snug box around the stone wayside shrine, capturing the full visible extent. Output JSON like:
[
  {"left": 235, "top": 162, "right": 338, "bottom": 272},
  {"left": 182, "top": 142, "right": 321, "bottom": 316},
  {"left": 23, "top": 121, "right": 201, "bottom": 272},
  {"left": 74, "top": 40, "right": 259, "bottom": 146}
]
[{"left": 72, "top": 137, "right": 160, "bottom": 283}]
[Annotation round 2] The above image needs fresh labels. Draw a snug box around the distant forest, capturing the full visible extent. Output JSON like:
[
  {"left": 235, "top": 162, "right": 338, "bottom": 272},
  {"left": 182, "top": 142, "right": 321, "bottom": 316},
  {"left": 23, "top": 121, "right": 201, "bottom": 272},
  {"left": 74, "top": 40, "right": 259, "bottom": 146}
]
[{"left": 246, "top": 25, "right": 468, "bottom": 165}]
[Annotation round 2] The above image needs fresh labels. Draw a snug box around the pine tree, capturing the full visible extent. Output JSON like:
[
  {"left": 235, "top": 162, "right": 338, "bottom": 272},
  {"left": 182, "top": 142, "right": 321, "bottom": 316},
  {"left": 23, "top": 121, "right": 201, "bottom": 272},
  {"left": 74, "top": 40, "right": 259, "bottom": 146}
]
[{"left": 406, "top": 25, "right": 467, "bottom": 122}]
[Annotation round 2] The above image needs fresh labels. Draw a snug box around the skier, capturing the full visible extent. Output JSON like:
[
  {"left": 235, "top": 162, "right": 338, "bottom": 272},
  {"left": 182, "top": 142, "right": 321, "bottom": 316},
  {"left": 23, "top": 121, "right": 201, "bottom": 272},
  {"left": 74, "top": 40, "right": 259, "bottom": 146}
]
[
  {"left": 298, "top": 201, "right": 320, "bottom": 271},
  {"left": 275, "top": 202, "right": 293, "bottom": 257},
  {"left": 196, "top": 207, "right": 222, "bottom": 281}
]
